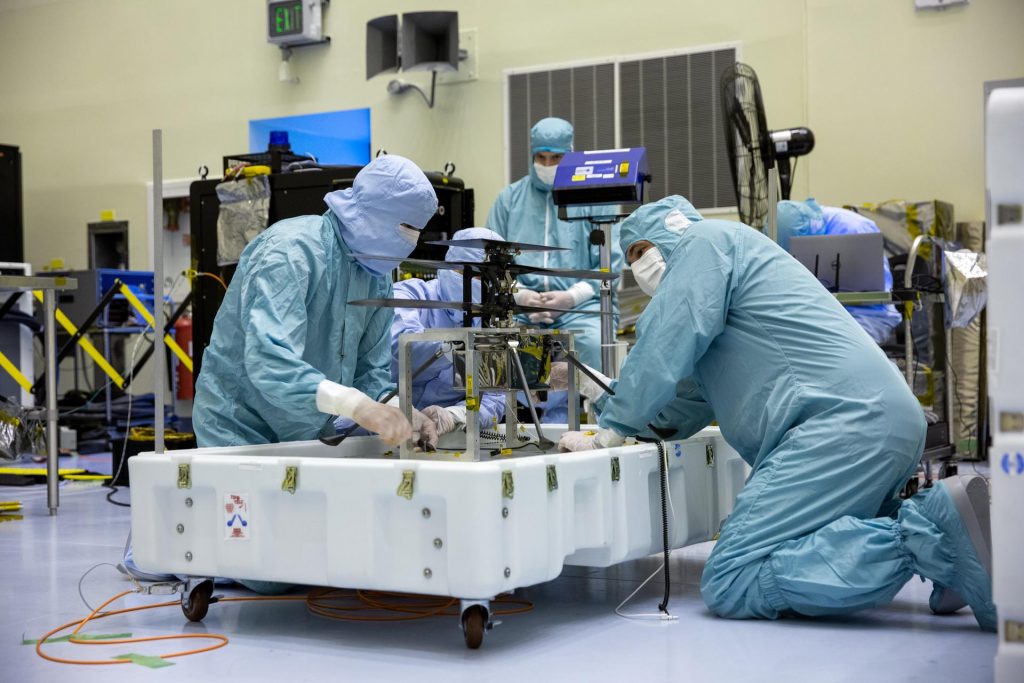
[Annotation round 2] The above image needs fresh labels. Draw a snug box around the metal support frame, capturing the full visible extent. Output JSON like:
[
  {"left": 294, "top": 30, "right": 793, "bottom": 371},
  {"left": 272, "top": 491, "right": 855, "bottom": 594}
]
[
  {"left": 44, "top": 289, "right": 57, "bottom": 515},
  {"left": 152, "top": 130, "right": 165, "bottom": 454},
  {"left": 397, "top": 328, "right": 578, "bottom": 461},
  {"left": 597, "top": 221, "right": 617, "bottom": 378},
  {"left": 903, "top": 235, "right": 955, "bottom": 450},
  {"left": 903, "top": 234, "right": 957, "bottom": 481},
  {"left": 0, "top": 275, "right": 77, "bottom": 516},
  {"left": 30, "top": 280, "right": 122, "bottom": 395}
]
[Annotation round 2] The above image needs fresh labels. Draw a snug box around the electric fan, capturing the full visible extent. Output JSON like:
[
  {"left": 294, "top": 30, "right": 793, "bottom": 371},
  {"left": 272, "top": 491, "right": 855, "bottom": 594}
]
[{"left": 720, "top": 62, "right": 814, "bottom": 229}]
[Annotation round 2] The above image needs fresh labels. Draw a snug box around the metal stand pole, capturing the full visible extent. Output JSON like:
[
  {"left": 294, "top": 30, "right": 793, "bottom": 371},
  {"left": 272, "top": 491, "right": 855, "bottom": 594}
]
[
  {"left": 945, "top": 326, "right": 955, "bottom": 453},
  {"left": 152, "top": 130, "right": 165, "bottom": 454},
  {"left": 598, "top": 222, "right": 616, "bottom": 378},
  {"left": 44, "top": 289, "right": 58, "bottom": 516},
  {"left": 767, "top": 167, "right": 779, "bottom": 243}
]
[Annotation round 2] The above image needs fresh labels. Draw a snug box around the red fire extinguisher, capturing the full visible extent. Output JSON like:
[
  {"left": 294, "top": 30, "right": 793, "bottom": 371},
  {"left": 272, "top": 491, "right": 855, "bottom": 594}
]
[{"left": 175, "top": 314, "right": 194, "bottom": 400}]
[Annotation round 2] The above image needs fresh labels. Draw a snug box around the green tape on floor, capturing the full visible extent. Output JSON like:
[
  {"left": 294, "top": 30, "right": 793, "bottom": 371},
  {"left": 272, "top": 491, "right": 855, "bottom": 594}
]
[
  {"left": 76, "top": 632, "right": 132, "bottom": 641},
  {"left": 114, "top": 653, "right": 175, "bottom": 668},
  {"left": 23, "top": 632, "right": 132, "bottom": 645}
]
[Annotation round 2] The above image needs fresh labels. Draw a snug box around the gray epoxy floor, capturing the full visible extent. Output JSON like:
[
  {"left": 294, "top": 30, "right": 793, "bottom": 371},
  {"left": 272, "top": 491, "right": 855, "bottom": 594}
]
[{"left": 1, "top": 454, "right": 997, "bottom": 683}]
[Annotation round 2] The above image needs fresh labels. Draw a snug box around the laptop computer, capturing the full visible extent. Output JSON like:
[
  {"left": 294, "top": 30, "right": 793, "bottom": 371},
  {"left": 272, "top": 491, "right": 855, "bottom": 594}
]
[{"left": 789, "top": 232, "right": 886, "bottom": 292}]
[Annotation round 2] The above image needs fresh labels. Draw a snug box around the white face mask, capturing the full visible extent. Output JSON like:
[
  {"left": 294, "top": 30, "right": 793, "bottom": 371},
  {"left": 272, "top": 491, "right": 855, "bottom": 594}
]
[
  {"left": 533, "top": 162, "right": 557, "bottom": 186},
  {"left": 397, "top": 223, "right": 420, "bottom": 246},
  {"left": 632, "top": 246, "right": 665, "bottom": 297}
]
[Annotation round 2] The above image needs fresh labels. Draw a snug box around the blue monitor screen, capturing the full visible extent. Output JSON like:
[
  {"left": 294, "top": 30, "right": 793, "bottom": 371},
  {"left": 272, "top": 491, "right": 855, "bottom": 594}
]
[{"left": 249, "top": 108, "right": 371, "bottom": 165}]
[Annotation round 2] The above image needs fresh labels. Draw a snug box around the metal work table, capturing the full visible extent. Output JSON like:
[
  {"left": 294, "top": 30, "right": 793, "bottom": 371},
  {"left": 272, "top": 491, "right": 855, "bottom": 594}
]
[{"left": 0, "top": 275, "right": 78, "bottom": 515}]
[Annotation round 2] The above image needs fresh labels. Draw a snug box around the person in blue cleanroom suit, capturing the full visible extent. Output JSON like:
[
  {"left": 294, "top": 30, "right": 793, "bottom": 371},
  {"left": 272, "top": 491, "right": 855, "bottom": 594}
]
[
  {"left": 192, "top": 155, "right": 439, "bottom": 449},
  {"left": 148, "top": 156, "right": 439, "bottom": 594},
  {"left": 388, "top": 227, "right": 507, "bottom": 436},
  {"left": 556, "top": 195, "right": 996, "bottom": 632},
  {"left": 777, "top": 198, "right": 903, "bottom": 344},
  {"left": 487, "top": 117, "right": 623, "bottom": 421}
]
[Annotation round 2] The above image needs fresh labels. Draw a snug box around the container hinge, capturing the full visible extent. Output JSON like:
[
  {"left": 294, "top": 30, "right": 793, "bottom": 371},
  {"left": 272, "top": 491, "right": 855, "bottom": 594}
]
[
  {"left": 397, "top": 470, "right": 415, "bottom": 500},
  {"left": 610, "top": 457, "right": 620, "bottom": 482},
  {"left": 502, "top": 470, "right": 515, "bottom": 499},
  {"left": 1007, "top": 620, "right": 1024, "bottom": 643},
  {"left": 546, "top": 465, "right": 558, "bottom": 492},
  {"left": 281, "top": 465, "right": 298, "bottom": 494},
  {"left": 176, "top": 463, "right": 191, "bottom": 489},
  {"left": 705, "top": 443, "right": 715, "bottom": 468}
]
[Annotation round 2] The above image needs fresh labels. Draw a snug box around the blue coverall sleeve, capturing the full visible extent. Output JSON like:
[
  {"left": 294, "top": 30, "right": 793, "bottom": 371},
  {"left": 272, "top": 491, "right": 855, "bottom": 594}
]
[
  {"left": 355, "top": 299, "right": 396, "bottom": 402},
  {"left": 567, "top": 209, "right": 624, "bottom": 303},
  {"left": 476, "top": 392, "right": 506, "bottom": 426},
  {"left": 606, "top": 220, "right": 625, "bottom": 307},
  {"left": 643, "top": 378, "right": 715, "bottom": 440},
  {"left": 486, "top": 191, "right": 511, "bottom": 239},
  {"left": 240, "top": 242, "right": 326, "bottom": 422},
  {"left": 390, "top": 299, "right": 447, "bottom": 380},
  {"left": 599, "top": 235, "right": 735, "bottom": 436}
]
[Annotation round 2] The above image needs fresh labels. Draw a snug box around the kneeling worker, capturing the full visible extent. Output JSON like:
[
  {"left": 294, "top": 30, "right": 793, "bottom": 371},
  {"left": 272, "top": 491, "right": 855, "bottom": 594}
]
[{"left": 557, "top": 195, "right": 995, "bottom": 632}]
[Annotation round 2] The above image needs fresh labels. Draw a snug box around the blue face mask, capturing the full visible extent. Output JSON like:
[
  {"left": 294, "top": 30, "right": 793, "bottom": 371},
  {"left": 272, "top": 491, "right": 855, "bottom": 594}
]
[
  {"left": 332, "top": 219, "right": 421, "bottom": 277},
  {"left": 323, "top": 154, "right": 438, "bottom": 278}
]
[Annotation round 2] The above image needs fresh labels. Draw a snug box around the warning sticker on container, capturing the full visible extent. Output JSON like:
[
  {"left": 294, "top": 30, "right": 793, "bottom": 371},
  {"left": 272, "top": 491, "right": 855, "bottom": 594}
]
[{"left": 224, "top": 493, "right": 250, "bottom": 540}]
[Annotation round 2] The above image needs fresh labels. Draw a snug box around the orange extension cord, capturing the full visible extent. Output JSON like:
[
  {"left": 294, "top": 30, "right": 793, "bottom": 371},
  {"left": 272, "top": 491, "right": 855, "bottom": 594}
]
[
  {"left": 193, "top": 271, "right": 228, "bottom": 291},
  {"left": 35, "top": 588, "right": 533, "bottom": 666}
]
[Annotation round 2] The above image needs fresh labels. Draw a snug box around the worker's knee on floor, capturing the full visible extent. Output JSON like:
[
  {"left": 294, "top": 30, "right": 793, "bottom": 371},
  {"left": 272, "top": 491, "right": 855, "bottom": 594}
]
[
  {"left": 700, "top": 574, "right": 749, "bottom": 619},
  {"left": 700, "top": 561, "right": 755, "bottom": 619},
  {"left": 699, "top": 549, "right": 788, "bottom": 620}
]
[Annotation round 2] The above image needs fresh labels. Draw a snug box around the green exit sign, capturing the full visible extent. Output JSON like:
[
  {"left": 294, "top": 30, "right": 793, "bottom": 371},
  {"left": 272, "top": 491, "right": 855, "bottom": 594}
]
[
  {"left": 269, "top": 1, "right": 303, "bottom": 37},
  {"left": 267, "top": 0, "right": 326, "bottom": 48}
]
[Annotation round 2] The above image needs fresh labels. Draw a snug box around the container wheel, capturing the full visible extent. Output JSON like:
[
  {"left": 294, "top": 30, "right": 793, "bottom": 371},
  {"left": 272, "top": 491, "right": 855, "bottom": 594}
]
[
  {"left": 461, "top": 605, "right": 488, "bottom": 649},
  {"left": 182, "top": 579, "right": 214, "bottom": 622}
]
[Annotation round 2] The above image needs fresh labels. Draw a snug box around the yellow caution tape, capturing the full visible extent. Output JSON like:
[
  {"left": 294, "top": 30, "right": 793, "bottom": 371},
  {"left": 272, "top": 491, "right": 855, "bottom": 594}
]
[
  {"left": 127, "top": 426, "right": 192, "bottom": 442},
  {"left": 0, "top": 467, "right": 86, "bottom": 476},
  {"left": 63, "top": 474, "right": 112, "bottom": 481},
  {"left": 0, "top": 349, "right": 32, "bottom": 392},
  {"left": 33, "top": 290, "right": 126, "bottom": 389},
  {"left": 117, "top": 284, "right": 193, "bottom": 372}
]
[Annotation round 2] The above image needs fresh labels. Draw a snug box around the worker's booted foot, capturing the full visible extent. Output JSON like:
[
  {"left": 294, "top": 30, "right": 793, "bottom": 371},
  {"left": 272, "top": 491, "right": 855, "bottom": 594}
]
[
  {"left": 929, "top": 583, "right": 967, "bottom": 614},
  {"left": 924, "top": 475, "right": 995, "bottom": 631}
]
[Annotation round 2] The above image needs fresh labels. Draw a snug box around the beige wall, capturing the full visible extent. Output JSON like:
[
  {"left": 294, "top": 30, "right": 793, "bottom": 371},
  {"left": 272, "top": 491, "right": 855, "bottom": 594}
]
[{"left": 1, "top": 0, "right": 1022, "bottom": 273}]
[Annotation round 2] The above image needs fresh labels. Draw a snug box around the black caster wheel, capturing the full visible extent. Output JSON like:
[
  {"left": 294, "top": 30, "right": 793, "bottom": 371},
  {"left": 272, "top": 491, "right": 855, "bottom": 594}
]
[
  {"left": 182, "top": 580, "right": 214, "bottom": 622},
  {"left": 461, "top": 605, "right": 488, "bottom": 650}
]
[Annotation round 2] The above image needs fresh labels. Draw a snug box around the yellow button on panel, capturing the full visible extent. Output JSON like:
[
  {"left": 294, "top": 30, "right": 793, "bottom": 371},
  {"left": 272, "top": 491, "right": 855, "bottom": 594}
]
[
  {"left": 619, "top": 162, "right": 629, "bottom": 176},
  {"left": 572, "top": 174, "right": 586, "bottom": 182}
]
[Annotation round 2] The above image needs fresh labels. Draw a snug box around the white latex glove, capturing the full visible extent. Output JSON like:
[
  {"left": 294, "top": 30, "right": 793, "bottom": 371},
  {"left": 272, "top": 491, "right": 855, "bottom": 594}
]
[
  {"left": 528, "top": 311, "right": 555, "bottom": 325},
  {"left": 514, "top": 288, "right": 543, "bottom": 307},
  {"left": 558, "top": 427, "right": 625, "bottom": 452},
  {"left": 412, "top": 408, "right": 440, "bottom": 449},
  {"left": 547, "top": 361, "right": 612, "bottom": 401},
  {"left": 539, "top": 290, "right": 575, "bottom": 312},
  {"left": 422, "top": 405, "right": 463, "bottom": 437},
  {"left": 317, "top": 380, "right": 412, "bottom": 446}
]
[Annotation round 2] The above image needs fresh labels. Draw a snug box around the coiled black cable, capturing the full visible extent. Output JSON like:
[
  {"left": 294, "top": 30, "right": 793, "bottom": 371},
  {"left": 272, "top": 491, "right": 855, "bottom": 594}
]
[
  {"left": 656, "top": 441, "right": 671, "bottom": 615},
  {"left": 104, "top": 484, "right": 130, "bottom": 508}
]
